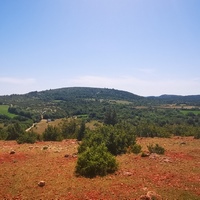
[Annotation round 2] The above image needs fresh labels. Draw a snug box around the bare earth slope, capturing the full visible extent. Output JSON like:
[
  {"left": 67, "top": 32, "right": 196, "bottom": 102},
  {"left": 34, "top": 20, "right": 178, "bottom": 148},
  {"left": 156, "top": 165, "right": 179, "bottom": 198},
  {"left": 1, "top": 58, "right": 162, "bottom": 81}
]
[{"left": 0, "top": 137, "right": 200, "bottom": 199}]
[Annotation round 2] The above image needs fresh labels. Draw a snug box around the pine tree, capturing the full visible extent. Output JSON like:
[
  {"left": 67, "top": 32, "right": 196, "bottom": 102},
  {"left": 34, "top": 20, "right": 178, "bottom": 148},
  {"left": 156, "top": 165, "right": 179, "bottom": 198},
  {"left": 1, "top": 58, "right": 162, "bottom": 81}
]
[
  {"left": 77, "top": 120, "right": 86, "bottom": 141},
  {"left": 104, "top": 108, "right": 118, "bottom": 126}
]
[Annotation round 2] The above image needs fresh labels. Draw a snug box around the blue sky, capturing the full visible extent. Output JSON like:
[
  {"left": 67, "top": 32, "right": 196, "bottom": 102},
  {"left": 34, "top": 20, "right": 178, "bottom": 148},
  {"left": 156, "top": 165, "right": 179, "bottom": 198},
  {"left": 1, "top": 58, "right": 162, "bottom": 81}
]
[{"left": 0, "top": 0, "right": 200, "bottom": 96}]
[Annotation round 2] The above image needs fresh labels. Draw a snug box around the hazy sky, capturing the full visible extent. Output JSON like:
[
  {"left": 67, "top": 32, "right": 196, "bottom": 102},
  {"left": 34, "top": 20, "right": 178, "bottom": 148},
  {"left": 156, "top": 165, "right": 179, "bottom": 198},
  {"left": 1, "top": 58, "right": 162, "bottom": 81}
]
[{"left": 0, "top": 0, "right": 200, "bottom": 96}]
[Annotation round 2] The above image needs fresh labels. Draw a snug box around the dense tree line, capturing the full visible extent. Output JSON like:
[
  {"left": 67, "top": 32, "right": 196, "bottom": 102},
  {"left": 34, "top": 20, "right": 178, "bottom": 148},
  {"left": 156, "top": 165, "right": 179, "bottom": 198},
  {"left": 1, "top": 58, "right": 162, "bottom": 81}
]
[{"left": 0, "top": 87, "right": 200, "bottom": 142}]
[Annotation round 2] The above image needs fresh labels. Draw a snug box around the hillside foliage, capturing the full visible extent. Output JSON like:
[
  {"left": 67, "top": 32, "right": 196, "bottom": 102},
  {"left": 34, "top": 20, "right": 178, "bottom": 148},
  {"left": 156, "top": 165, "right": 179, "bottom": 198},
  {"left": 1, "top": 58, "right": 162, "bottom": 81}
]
[{"left": 0, "top": 87, "right": 200, "bottom": 141}]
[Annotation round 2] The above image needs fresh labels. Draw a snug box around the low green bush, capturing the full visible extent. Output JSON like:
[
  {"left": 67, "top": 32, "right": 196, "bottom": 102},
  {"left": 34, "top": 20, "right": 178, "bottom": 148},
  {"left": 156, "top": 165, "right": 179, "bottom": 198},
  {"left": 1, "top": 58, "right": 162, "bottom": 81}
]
[
  {"left": 0, "top": 128, "right": 8, "bottom": 140},
  {"left": 194, "top": 131, "right": 200, "bottom": 139},
  {"left": 131, "top": 143, "right": 142, "bottom": 154},
  {"left": 75, "top": 144, "right": 118, "bottom": 178},
  {"left": 42, "top": 125, "right": 63, "bottom": 141},
  {"left": 78, "top": 124, "right": 136, "bottom": 156},
  {"left": 147, "top": 143, "right": 165, "bottom": 155},
  {"left": 17, "top": 131, "right": 38, "bottom": 144}
]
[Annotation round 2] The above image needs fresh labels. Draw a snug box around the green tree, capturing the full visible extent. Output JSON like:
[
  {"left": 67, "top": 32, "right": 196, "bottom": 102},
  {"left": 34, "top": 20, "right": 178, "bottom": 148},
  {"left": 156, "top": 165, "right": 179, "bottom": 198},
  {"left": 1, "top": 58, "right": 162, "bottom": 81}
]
[
  {"left": 7, "top": 122, "right": 24, "bottom": 140},
  {"left": 0, "top": 127, "right": 8, "bottom": 140},
  {"left": 78, "top": 124, "right": 136, "bottom": 155},
  {"left": 17, "top": 131, "right": 38, "bottom": 144},
  {"left": 61, "top": 118, "right": 77, "bottom": 138},
  {"left": 104, "top": 108, "right": 118, "bottom": 126},
  {"left": 77, "top": 120, "right": 86, "bottom": 141},
  {"left": 42, "top": 125, "right": 63, "bottom": 141}
]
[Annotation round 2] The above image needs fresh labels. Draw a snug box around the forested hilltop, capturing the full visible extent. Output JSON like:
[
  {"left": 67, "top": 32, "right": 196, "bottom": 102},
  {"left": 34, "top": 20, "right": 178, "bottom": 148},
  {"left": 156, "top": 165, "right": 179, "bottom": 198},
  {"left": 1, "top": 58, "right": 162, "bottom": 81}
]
[{"left": 0, "top": 87, "right": 200, "bottom": 140}]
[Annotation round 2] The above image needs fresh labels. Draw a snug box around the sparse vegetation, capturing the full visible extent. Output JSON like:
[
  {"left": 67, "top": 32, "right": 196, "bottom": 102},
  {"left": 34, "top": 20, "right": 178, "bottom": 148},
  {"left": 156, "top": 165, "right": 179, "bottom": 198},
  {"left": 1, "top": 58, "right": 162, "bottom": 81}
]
[
  {"left": 78, "top": 123, "right": 136, "bottom": 156},
  {"left": 194, "top": 129, "right": 200, "bottom": 139},
  {"left": 0, "top": 137, "right": 200, "bottom": 199},
  {"left": 42, "top": 125, "right": 63, "bottom": 141},
  {"left": 147, "top": 143, "right": 165, "bottom": 154},
  {"left": 131, "top": 143, "right": 142, "bottom": 154},
  {"left": 0, "top": 87, "right": 200, "bottom": 198},
  {"left": 17, "top": 131, "right": 38, "bottom": 144}
]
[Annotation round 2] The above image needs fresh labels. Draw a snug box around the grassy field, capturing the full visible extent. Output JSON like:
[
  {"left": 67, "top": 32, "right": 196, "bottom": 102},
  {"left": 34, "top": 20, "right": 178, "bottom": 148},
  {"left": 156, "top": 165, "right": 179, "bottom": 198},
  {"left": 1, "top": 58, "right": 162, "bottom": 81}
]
[
  {"left": 29, "top": 118, "right": 102, "bottom": 134},
  {"left": 0, "top": 137, "right": 199, "bottom": 199},
  {"left": 0, "top": 105, "right": 17, "bottom": 118},
  {"left": 180, "top": 110, "right": 200, "bottom": 115},
  {"left": 30, "top": 119, "right": 63, "bottom": 134}
]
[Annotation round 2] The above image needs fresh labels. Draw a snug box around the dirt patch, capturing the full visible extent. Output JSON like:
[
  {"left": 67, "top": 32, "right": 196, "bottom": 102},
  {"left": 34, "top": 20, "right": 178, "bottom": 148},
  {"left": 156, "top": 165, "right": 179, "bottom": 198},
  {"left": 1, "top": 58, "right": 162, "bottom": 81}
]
[
  {"left": 0, "top": 152, "right": 29, "bottom": 164},
  {"left": 0, "top": 137, "right": 199, "bottom": 199}
]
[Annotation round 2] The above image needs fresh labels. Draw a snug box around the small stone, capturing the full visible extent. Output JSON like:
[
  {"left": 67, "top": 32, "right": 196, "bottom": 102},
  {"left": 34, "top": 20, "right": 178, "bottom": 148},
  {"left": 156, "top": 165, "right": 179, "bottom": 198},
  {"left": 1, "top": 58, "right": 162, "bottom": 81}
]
[
  {"left": 163, "top": 158, "right": 171, "bottom": 163},
  {"left": 139, "top": 195, "right": 150, "bottom": 200},
  {"left": 38, "top": 181, "right": 45, "bottom": 187},
  {"left": 180, "top": 142, "right": 186, "bottom": 145},
  {"left": 147, "top": 191, "right": 162, "bottom": 200},
  {"left": 10, "top": 150, "right": 15, "bottom": 154},
  {"left": 123, "top": 171, "right": 132, "bottom": 176},
  {"left": 149, "top": 153, "right": 160, "bottom": 159},
  {"left": 43, "top": 146, "right": 48, "bottom": 150},
  {"left": 141, "top": 151, "right": 150, "bottom": 157}
]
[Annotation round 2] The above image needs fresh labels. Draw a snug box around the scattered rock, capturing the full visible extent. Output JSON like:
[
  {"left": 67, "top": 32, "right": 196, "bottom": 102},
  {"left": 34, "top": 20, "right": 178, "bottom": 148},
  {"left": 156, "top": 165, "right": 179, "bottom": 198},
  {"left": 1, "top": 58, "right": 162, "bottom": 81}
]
[
  {"left": 139, "top": 195, "right": 150, "bottom": 200},
  {"left": 139, "top": 191, "right": 162, "bottom": 200},
  {"left": 180, "top": 142, "right": 186, "bottom": 145},
  {"left": 43, "top": 146, "right": 48, "bottom": 150},
  {"left": 72, "top": 152, "right": 78, "bottom": 158},
  {"left": 123, "top": 171, "right": 132, "bottom": 176},
  {"left": 38, "top": 181, "right": 45, "bottom": 187},
  {"left": 64, "top": 153, "right": 78, "bottom": 158},
  {"left": 147, "top": 191, "right": 162, "bottom": 200},
  {"left": 162, "top": 157, "right": 172, "bottom": 163},
  {"left": 142, "top": 187, "right": 148, "bottom": 191},
  {"left": 10, "top": 150, "right": 15, "bottom": 154},
  {"left": 149, "top": 153, "right": 160, "bottom": 159},
  {"left": 141, "top": 151, "right": 150, "bottom": 157}
]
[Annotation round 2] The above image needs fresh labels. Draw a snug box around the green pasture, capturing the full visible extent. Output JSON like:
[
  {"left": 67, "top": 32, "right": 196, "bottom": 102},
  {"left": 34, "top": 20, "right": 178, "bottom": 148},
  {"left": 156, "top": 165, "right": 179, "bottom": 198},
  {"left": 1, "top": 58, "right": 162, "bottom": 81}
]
[
  {"left": 180, "top": 109, "right": 200, "bottom": 115},
  {"left": 77, "top": 114, "right": 88, "bottom": 119},
  {"left": 0, "top": 105, "right": 17, "bottom": 118}
]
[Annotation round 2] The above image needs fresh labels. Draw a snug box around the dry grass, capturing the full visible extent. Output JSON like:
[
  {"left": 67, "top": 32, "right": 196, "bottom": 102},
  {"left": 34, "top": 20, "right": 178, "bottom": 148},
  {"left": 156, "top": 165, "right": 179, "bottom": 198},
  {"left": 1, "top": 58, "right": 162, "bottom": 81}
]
[
  {"left": 0, "top": 137, "right": 200, "bottom": 199},
  {"left": 30, "top": 119, "right": 63, "bottom": 134}
]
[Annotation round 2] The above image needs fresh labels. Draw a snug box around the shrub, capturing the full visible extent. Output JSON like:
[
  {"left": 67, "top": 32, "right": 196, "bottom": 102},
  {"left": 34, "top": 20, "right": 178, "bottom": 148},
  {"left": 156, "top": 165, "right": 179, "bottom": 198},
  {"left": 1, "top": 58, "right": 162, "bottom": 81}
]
[
  {"left": 42, "top": 125, "right": 63, "bottom": 141},
  {"left": 17, "top": 131, "right": 38, "bottom": 144},
  {"left": 194, "top": 130, "right": 200, "bottom": 139},
  {"left": 61, "top": 119, "right": 77, "bottom": 139},
  {"left": 0, "top": 128, "right": 8, "bottom": 140},
  {"left": 75, "top": 144, "right": 118, "bottom": 178},
  {"left": 78, "top": 124, "right": 136, "bottom": 156},
  {"left": 6, "top": 123, "right": 24, "bottom": 140},
  {"left": 77, "top": 120, "right": 86, "bottom": 141},
  {"left": 131, "top": 143, "right": 142, "bottom": 154},
  {"left": 147, "top": 144, "right": 165, "bottom": 155}
]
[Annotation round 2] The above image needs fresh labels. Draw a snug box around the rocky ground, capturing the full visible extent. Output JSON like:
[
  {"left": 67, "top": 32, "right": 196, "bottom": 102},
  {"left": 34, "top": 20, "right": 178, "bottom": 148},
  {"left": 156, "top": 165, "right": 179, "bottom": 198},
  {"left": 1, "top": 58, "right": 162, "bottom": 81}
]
[{"left": 0, "top": 137, "right": 200, "bottom": 199}]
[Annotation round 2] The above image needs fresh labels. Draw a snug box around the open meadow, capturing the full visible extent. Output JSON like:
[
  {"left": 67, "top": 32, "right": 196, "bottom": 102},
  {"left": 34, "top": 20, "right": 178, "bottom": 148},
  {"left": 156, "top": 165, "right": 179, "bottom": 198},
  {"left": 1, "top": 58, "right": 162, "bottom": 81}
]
[
  {"left": 0, "top": 137, "right": 200, "bottom": 199},
  {"left": 0, "top": 105, "right": 17, "bottom": 118}
]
